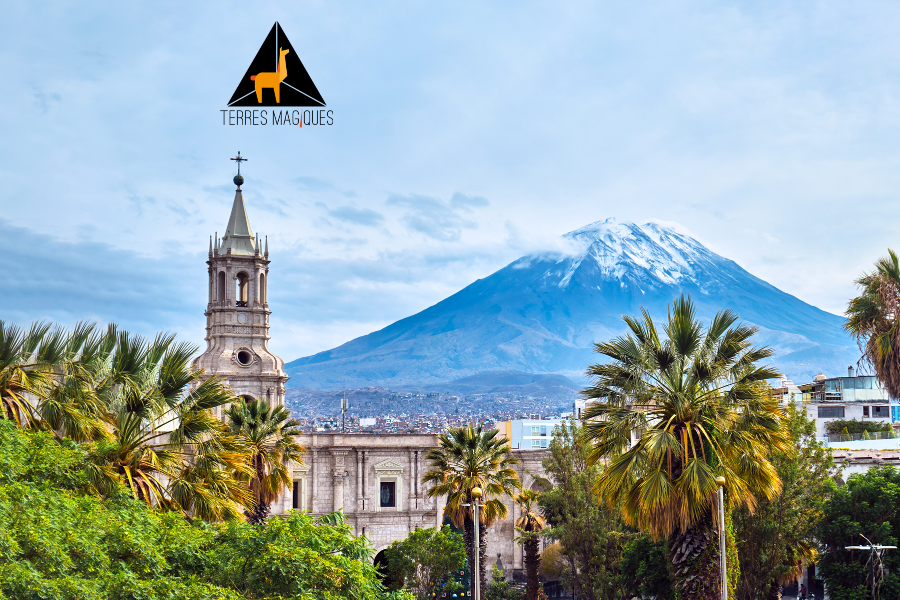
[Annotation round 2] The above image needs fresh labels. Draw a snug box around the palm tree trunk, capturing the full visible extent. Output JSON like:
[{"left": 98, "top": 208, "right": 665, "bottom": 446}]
[
  {"left": 464, "top": 517, "right": 476, "bottom": 600},
  {"left": 669, "top": 516, "right": 721, "bottom": 599},
  {"left": 524, "top": 537, "right": 541, "bottom": 600},
  {"left": 245, "top": 500, "right": 270, "bottom": 525}
]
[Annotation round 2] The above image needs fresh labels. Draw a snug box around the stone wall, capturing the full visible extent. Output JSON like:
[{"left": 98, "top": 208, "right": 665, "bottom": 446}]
[{"left": 271, "top": 432, "right": 551, "bottom": 578}]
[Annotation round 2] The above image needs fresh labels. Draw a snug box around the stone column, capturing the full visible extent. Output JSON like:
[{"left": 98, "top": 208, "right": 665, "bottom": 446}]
[
  {"left": 356, "top": 450, "right": 365, "bottom": 512},
  {"left": 332, "top": 450, "right": 348, "bottom": 512},
  {"left": 413, "top": 450, "right": 419, "bottom": 510},
  {"left": 309, "top": 449, "right": 318, "bottom": 514}
]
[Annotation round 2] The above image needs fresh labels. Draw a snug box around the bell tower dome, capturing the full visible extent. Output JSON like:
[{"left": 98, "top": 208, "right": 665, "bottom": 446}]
[{"left": 192, "top": 153, "right": 289, "bottom": 413}]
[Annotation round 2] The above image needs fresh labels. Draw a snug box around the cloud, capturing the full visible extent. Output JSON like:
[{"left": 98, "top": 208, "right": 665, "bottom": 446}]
[
  {"left": 326, "top": 205, "right": 385, "bottom": 227},
  {"left": 387, "top": 192, "right": 489, "bottom": 242},
  {"left": 0, "top": 219, "right": 204, "bottom": 342},
  {"left": 30, "top": 84, "right": 61, "bottom": 114}
]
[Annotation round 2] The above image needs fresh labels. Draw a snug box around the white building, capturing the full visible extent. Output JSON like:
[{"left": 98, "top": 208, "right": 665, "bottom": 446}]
[{"left": 495, "top": 417, "right": 563, "bottom": 449}]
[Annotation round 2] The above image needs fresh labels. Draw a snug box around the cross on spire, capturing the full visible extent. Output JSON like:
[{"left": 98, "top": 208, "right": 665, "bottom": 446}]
[{"left": 230, "top": 151, "right": 248, "bottom": 175}]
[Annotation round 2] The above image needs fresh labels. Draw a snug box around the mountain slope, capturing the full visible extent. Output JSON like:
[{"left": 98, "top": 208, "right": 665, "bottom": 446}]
[{"left": 287, "top": 219, "right": 858, "bottom": 389}]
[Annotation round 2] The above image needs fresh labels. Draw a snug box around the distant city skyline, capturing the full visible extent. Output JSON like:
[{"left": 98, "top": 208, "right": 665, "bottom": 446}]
[{"left": 3, "top": 2, "right": 900, "bottom": 362}]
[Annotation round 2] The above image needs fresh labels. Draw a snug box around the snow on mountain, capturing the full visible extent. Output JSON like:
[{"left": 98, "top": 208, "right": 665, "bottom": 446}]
[{"left": 286, "top": 218, "right": 859, "bottom": 391}]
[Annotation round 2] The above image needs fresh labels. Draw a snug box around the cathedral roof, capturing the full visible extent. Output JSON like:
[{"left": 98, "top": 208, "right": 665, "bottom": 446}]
[{"left": 219, "top": 188, "right": 256, "bottom": 256}]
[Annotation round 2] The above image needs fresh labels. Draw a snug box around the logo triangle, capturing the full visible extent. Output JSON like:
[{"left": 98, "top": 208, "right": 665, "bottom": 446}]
[{"left": 227, "top": 23, "right": 325, "bottom": 107}]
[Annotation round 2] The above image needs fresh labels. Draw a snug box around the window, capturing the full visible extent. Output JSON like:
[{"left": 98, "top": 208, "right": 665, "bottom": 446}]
[
  {"left": 292, "top": 480, "right": 301, "bottom": 509},
  {"left": 380, "top": 481, "right": 396, "bottom": 507},
  {"left": 532, "top": 439, "right": 541, "bottom": 448},
  {"left": 874, "top": 406, "right": 888, "bottom": 418},
  {"left": 818, "top": 406, "right": 845, "bottom": 419},
  {"left": 864, "top": 406, "right": 870, "bottom": 417},
  {"left": 541, "top": 439, "right": 548, "bottom": 448}
]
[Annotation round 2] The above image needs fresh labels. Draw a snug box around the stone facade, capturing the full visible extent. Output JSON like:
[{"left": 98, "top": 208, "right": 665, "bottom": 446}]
[
  {"left": 192, "top": 174, "right": 288, "bottom": 414},
  {"left": 271, "top": 433, "right": 551, "bottom": 578}
]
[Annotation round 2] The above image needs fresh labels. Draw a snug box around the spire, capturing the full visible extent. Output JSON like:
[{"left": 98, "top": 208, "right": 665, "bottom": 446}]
[
  {"left": 219, "top": 154, "right": 256, "bottom": 256},
  {"left": 209, "top": 235, "right": 213, "bottom": 255},
  {"left": 265, "top": 236, "right": 269, "bottom": 258}
]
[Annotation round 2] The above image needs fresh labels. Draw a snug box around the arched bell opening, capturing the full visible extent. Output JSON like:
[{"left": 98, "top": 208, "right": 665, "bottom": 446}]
[
  {"left": 236, "top": 272, "right": 249, "bottom": 307},
  {"left": 259, "top": 272, "right": 267, "bottom": 305}
]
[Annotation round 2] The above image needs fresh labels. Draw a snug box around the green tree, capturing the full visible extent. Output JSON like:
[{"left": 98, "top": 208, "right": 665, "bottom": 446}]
[
  {"left": 846, "top": 249, "right": 900, "bottom": 398},
  {"left": 423, "top": 424, "right": 521, "bottom": 600},
  {"left": 514, "top": 489, "right": 545, "bottom": 600},
  {"left": 619, "top": 535, "right": 674, "bottom": 600},
  {"left": 817, "top": 466, "right": 900, "bottom": 599},
  {"left": 224, "top": 397, "right": 305, "bottom": 524},
  {"left": 733, "top": 399, "right": 837, "bottom": 599},
  {"left": 539, "top": 418, "right": 632, "bottom": 600},
  {"left": 581, "top": 297, "right": 789, "bottom": 599},
  {"left": 383, "top": 526, "right": 466, "bottom": 599},
  {"left": 0, "top": 420, "right": 391, "bottom": 600},
  {"left": 485, "top": 565, "right": 525, "bottom": 600}
]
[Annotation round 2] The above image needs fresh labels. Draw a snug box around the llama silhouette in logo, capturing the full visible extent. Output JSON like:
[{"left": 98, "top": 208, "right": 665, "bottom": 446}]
[{"left": 250, "top": 47, "right": 290, "bottom": 103}]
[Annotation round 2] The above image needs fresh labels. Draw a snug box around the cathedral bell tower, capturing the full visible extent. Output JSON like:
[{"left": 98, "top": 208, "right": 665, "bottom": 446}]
[{"left": 192, "top": 153, "right": 289, "bottom": 412}]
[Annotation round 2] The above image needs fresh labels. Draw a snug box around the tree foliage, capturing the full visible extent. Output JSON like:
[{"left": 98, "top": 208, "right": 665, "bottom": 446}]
[
  {"left": 580, "top": 297, "right": 789, "bottom": 598},
  {"left": 383, "top": 526, "right": 466, "bottom": 599},
  {"left": 845, "top": 248, "right": 900, "bottom": 399},
  {"left": 619, "top": 534, "right": 674, "bottom": 600},
  {"left": 817, "top": 466, "right": 900, "bottom": 599},
  {"left": 733, "top": 400, "right": 836, "bottom": 599},
  {"left": 539, "top": 418, "right": 633, "bottom": 600},
  {"left": 0, "top": 412, "right": 385, "bottom": 600}
]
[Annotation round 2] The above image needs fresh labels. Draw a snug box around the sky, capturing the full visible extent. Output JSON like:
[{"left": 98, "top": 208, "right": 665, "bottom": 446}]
[{"left": 2, "top": 1, "right": 900, "bottom": 362}]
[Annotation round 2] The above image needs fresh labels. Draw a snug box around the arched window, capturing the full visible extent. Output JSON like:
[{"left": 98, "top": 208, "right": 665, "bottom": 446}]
[
  {"left": 259, "top": 272, "right": 266, "bottom": 305},
  {"left": 217, "top": 271, "right": 226, "bottom": 302},
  {"left": 236, "top": 272, "right": 249, "bottom": 307}
]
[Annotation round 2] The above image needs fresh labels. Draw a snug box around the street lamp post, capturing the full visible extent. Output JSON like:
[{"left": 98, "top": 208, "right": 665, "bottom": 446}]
[
  {"left": 472, "top": 486, "right": 483, "bottom": 600},
  {"left": 716, "top": 476, "right": 727, "bottom": 600},
  {"left": 845, "top": 542, "right": 896, "bottom": 600}
]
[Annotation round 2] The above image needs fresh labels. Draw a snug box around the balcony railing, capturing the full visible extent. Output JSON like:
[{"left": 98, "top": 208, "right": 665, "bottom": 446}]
[{"left": 826, "top": 431, "right": 896, "bottom": 442}]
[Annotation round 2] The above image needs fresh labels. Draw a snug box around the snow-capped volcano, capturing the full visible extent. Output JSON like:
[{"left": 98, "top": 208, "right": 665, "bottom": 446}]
[{"left": 287, "top": 218, "right": 858, "bottom": 391}]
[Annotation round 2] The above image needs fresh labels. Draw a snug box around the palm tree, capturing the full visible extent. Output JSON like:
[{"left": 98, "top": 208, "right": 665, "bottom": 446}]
[
  {"left": 514, "top": 489, "right": 545, "bottom": 600},
  {"left": 85, "top": 330, "right": 253, "bottom": 521},
  {"left": 224, "top": 397, "right": 305, "bottom": 524},
  {"left": 1, "top": 320, "right": 115, "bottom": 441},
  {"left": 846, "top": 249, "right": 900, "bottom": 398},
  {"left": 581, "top": 296, "right": 789, "bottom": 599},
  {"left": 423, "top": 424, "right": 521, "bottom": 600}
]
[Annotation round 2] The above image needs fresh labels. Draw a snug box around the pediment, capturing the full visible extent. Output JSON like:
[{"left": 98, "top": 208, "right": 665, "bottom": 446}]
[{"left": 373, "top": 459, "right": 404, "bottom": 474}]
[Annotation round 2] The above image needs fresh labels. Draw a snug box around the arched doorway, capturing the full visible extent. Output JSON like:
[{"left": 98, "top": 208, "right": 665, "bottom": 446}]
[{"left": 373, "top": 549, "right": 402, "bottom": 589}]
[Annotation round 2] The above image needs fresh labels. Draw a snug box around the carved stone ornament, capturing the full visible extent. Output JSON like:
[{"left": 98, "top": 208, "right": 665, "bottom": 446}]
[{"left": 373, "top": 459, "right": 404, "bottom": 476}]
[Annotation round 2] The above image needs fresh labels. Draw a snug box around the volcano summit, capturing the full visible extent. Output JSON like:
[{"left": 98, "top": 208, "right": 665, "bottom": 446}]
[{"left": 287, "top": 218, "right": 858, "bottom": 391}]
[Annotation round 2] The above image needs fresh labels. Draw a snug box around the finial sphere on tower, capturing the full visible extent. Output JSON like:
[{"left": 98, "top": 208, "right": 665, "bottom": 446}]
[{"left": 230, "top": 151, "right": 248, "bottom": 188}]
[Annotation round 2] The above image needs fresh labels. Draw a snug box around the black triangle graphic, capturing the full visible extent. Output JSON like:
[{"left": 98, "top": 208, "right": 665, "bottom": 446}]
[{"left": 227, "top": 22, "right": 326, "bottom": 107}]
